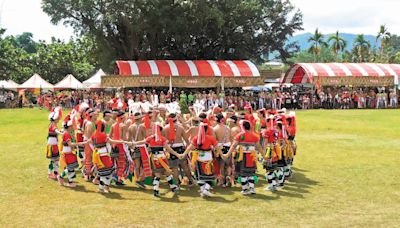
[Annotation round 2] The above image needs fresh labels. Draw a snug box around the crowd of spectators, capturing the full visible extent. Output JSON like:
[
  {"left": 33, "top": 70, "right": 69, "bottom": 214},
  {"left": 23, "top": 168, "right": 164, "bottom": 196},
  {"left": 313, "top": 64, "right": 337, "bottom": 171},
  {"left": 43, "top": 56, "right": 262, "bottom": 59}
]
[{"left": 1, "top": 86, "right": 398, "bottom": 110}]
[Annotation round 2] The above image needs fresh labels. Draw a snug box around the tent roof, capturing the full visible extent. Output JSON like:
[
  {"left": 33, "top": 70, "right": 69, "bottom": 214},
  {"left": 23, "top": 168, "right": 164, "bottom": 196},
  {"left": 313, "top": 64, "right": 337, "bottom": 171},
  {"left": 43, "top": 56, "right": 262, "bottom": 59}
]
[
  {"left": 54, "top": 74, "right": 86, "bottom": 89},
  {"left": 83, "top": 69, "right": 106, "bottom": 85},
  {"left": 283, "top": 63, "right": 400, "bottom": 85},
  {"left": 0, "top": 80, "right": 9, "bottom": 88},
  {"left": 116, "top": 60, "right": 260, "bottom": 77},
  {"left": 19, "top": 74, "right": 54, "bottom": 89},
  {"left": 0, "top": 80, "right": 19, "bottom": 91},
  {"left": 7, "top": 80, "right": 20, "bottom": 88}
]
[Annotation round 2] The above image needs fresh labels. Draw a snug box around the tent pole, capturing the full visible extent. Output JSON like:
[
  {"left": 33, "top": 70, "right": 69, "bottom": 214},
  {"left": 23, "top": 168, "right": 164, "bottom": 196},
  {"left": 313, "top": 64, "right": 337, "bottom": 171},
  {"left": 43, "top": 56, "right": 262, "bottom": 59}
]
[
  {"left": 221, "top": 77, "right": 225, "bottom": 91},
  {"left": 169, "top": 76, "right": 172, "bottom": 93}
]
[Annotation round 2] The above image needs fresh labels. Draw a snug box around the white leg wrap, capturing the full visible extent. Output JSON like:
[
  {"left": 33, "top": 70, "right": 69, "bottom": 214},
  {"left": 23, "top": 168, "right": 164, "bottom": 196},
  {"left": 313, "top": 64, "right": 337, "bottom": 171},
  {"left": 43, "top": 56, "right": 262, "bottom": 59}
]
[{"left": 153, "top": 178, "right": 160, "bottom": 191}]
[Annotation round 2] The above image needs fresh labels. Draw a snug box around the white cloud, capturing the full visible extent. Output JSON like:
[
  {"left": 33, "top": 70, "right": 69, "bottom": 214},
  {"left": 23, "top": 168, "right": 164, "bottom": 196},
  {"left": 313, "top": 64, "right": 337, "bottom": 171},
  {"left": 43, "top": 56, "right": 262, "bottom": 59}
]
[
  {"left": 291, "top": 0, "right": 400, "bottom": 35},
  {"left": 0, "top": 0, "right": 75, "bottom": 42}
]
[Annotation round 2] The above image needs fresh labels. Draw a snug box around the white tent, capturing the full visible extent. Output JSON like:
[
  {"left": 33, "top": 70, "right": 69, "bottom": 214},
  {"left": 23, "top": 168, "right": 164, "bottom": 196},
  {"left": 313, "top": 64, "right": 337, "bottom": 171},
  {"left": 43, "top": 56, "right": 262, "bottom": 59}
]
[
  {"left": 0, "top": 80, "right": 9, "bottom": 88},
  {"left": 54, "top": 74, "right": 86, "bottom": 89},
  {"left": 83, "top": 69, "right": 106, "bottom": 88},
  {"left": 19, "top": 74, "right": 54, "bottom": 89},
  {"left": 0, "top": 80, "right": 19, "bottom": 91},
  {"left": 7, "top": 80, "right": 20, "bottom": 90}
]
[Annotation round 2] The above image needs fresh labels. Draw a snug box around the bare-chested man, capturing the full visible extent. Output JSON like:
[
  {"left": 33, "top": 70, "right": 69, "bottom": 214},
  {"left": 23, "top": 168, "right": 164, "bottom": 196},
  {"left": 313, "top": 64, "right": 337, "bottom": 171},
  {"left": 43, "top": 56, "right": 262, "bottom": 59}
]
[
  {"left": 213, "top": 113, "right": 233, "bottom": 186},
  {"left": 109, "top": 111, "right": 129, "bottom": 185},
  {"left": 127, "top": 112, "right": 148, "bottom": 189},
  {"left": 162, "top": 113, "right": 193, "bottom": 186}
]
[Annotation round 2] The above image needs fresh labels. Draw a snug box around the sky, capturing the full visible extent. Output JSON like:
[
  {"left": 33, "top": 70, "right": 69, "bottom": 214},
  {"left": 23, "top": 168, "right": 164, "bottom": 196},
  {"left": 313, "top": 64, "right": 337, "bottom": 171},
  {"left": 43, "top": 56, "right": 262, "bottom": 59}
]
[{"left": 0, "top": 0, "right": 399, "bottom": 42}]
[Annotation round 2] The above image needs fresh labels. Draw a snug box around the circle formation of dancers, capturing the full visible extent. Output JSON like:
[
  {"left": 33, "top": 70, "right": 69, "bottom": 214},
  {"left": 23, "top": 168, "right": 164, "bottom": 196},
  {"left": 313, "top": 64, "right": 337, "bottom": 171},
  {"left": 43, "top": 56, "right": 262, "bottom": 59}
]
[{"left": 45, "top": 96, "right": 297, "bottom": 197}]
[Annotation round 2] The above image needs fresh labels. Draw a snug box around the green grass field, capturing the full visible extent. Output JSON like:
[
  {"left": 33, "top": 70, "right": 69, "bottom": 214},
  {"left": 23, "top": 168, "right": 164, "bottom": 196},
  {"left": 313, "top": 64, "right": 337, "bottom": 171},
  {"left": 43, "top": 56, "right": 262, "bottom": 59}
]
[{"left": 0, "top": 108, "right": 399, "bottom": 227}]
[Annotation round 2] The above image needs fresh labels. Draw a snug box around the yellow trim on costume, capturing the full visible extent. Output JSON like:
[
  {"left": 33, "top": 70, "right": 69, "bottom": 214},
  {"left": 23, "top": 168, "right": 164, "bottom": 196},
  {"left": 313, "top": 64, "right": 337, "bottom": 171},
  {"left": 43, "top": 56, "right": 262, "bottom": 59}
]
[
  {"left": 203, "top": 161, "right": 213, "bottom": 175},
  {"left": 92, "top": 149, "right": 105, "bottom": 169},
  {"left": 276, "top": 143, "right": 282, "bottom": 160},
  {"left": 191, "top": 150, "right": 199, "bottom": 170}
]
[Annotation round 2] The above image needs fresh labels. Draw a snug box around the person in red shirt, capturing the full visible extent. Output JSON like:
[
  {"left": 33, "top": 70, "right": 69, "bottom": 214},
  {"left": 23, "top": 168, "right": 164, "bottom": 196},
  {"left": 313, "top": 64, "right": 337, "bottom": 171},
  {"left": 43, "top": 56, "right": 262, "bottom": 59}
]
[
  {"left": 244, "top": 104, "right": 256, "bottom": 130},
  {"left": 90, "top": 120, "right": 126, "bottom": 193},
  {"left": 129, "top": 123, "right": 180, "bottom": 197},
  {"left": 261, "top": 114, "right": 280, "bottom": 191},
  {"left": 46, "top": 107, "right": 63, "bottom": 181},
  {"left": 181, "top": 123, "right": 220, "bottom": 197},
  {"left": 58, "top": 115, "right": 88, "bottom": 187},
  {"left": 223, "top": 120, "right": 262, "bottom": 195}
]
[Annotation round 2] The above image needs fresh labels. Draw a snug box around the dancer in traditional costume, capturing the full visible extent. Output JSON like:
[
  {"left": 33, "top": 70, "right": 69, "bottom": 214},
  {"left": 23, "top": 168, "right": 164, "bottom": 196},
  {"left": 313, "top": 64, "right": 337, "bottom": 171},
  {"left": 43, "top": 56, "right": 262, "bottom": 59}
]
[
  {"left": 162, "top": 113, "right": 193, "bottom": 186},
  {"left": 285, "top": 111, "right": 297, "bottom": 179},
  {"left": 83, "top": 109, "right": 98, "bottom": 181},
  {"left": 213, "top": 113, "right": 233, "bottom": 187},
  {"left": 223, "top": 120, "right": 262, "bottom": 195},
  {"left": 46, "top": 107, "right": 63, "bottom": 180},
  {"left": 90, "top": 120, "right": 126, "bottom": 193},
  {"left": 273, "top": 113, "right": 289, "bottom": 189},
  {"left": 75, "top": 103, "right": 89, "bottom": 169},
  {"left": 128, "top": 123, "right": 180, "bottom": 197},
  {"left": 109, "top": 111, "right": 129, "bottom": 185},
  {"left": 58, "top": 115, "right": 88, "bottom": 187},
  {"left": 127, "top": 112, "right": 149, "bottom": 189},
  {"left": 262, "top": 114, "right": 280, "bottom": 192},
  {"left": 181, "top": 123, "right": 219, "bottom": 197}
]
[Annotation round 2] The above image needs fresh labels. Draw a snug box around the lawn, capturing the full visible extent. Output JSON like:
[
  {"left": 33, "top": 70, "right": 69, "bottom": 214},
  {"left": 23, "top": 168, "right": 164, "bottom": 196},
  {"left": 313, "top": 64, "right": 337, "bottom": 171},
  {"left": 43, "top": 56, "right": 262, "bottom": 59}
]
[{"left": 0, "top": 108, "right": 399, "bottom": 227}]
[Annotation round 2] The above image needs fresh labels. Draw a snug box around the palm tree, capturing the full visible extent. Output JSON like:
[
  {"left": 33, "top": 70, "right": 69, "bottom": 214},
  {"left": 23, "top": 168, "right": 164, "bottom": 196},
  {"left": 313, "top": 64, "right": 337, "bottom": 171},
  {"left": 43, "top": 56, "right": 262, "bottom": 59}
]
[
  {"left": 308, "top": 28, "right": 327, "bottom": 61},
  {"left": 327, "top": 31, "right": 347, "bottom": 61},
  {"left": 376, "top": 24, "right": 391, "bottom": 57},
  {"left": 353, "top": 34, "right": 371, "bottom": 62}
]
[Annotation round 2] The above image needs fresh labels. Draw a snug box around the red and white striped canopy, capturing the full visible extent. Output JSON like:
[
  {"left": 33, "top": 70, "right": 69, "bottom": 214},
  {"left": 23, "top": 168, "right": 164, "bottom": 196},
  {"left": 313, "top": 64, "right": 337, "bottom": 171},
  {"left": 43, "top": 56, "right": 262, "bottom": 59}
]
[
  {"left": 283, "top": 63, "right": 400, "bottom": 84},
  {"left": 116, "top": 60, "right": 260, "bottom": 77}
]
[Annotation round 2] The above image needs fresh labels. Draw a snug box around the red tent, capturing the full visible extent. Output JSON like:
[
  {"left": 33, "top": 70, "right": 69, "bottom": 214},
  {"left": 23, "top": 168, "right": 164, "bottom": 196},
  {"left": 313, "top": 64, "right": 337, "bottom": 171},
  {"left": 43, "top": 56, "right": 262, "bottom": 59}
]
[
  {"left": 116, "top": 60, "right": 260, "bottom": 77},
  {"left": 283, "top": 63, "right": 400, "bottom": 86}
]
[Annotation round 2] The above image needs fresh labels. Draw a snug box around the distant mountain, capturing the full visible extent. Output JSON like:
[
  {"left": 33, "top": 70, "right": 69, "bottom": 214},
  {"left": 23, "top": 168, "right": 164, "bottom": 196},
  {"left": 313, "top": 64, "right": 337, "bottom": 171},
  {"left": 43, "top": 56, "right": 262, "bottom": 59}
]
[{"left": 288, "top": 33, "right": 381, "bottom": 51}]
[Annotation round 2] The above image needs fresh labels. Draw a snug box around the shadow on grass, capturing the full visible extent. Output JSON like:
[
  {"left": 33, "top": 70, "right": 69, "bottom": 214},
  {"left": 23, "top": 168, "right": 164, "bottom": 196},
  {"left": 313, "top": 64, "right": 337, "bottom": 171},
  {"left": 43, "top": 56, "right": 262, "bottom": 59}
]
[
  {"left": 59, "top": 166, "right": 318, "bottom": 202},
  {"left": 276, "top": 166, "right": 319, "bottom": 198}
]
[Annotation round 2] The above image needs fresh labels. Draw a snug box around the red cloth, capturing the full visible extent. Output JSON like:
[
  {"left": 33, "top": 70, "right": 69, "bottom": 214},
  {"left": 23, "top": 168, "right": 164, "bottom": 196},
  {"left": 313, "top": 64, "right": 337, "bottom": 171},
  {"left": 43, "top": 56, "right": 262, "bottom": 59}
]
[
  {"left": 114, "top": 144, "right": 126, "bottom": 177},
  {"left": 48, "top": 123, "right": 57, "bottom": 134},
  {"left": 260, "top": 119, "right": 267, "bottom": 129},
  {"left": 168, "top": 119, "right": 176, "bottom": 142},
  {"left": 65, "top": 153, "right": 77, "bottom": 165},
  {"left": 145, "top": 135, "right": 167, "bottom": 147},
  {"left": 262, "top": 129, "right": 276, "bottom": 143},
  {"left": 91, "top": 132, "right": 107, "bottom": 145},
  {"left": 244, "top": 114, "right": 256, "bottom": 129},
  {"left": 99, "top": 155, "right": 113, "bottom": 169},
  {"left": 84, "top": 144, "right": 93, "bottom": 175},
  {"left": 191, "top": 135, "right": 217, "bottom": 150},
  {"left": 62, "top": 131, "right": 72, "bottom": 143},
  {"left": 235, "top": 131, "right": 259, "bottom": 143}
]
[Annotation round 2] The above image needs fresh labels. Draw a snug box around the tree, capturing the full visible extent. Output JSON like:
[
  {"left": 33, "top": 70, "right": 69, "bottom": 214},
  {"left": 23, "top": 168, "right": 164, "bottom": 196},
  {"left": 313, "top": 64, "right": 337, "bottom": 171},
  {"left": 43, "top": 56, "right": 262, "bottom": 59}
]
[
  {"left": 288, "top": 46, "right": 336, "bottom": 64},
  {"left": 14, "top": 32, "right": 37, "bottom": 53},
  {"left": 353, "top": 34, "right": 371, "bottom": 62},
  {"left": 42, "top": 0, "right": 303, "bottom": 69},
  {"left": 327, "top": 31, "right": 347, "bottom": 60},
  {"left": 0, "top": 27, "right": 98, "bottom": 84},
  {"left": 0, "top": 29, "right": 33, "bottom": 82},
  {"left": 307, "top": 28, "right": 327, "bottom": 61},
  {"left": 31, "top": 37, "right": 98, "bottom": 84},
  {"left": 376, "top": 24, "right": 391, "bottom": 56}
]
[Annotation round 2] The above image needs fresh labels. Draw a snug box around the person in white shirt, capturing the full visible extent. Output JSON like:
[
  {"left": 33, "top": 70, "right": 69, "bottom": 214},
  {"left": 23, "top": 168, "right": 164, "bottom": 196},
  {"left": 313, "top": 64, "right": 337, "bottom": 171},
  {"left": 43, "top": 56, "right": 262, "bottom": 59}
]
[{"left": 151, "top": 90, "right": 159, "bottom": 107}]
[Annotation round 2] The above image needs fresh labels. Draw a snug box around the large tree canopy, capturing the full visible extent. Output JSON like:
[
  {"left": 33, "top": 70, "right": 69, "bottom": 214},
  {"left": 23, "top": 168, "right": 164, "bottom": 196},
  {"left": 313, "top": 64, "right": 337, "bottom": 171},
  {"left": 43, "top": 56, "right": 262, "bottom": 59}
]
[
  {"left": 42, "top": 0, "right": 303, "bottom": 68},
  {"left": 0, "top": 29, "right": 98, "bottom": 84}
]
